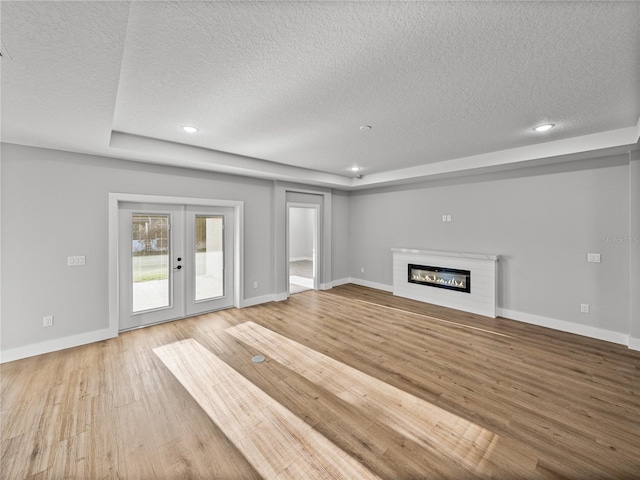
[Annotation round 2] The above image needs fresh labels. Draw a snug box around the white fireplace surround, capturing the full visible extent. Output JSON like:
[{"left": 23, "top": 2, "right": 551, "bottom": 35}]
[{"left": 392, "top": 248, "right": 499, "bottom": 318}]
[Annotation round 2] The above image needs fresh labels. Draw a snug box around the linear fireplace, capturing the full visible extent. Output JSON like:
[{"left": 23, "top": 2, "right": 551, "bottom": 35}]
[
  {"left": 408, "top": 264, "right": 471, "bottom": 293},
  {"left": 393, "top": 249, "right": 498, "bottom": 317}
]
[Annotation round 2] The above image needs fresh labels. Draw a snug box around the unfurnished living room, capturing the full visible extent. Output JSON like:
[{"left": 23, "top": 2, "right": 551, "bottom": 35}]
[{"left": 1, "top": 1, "right": 639, "bottom": 479}]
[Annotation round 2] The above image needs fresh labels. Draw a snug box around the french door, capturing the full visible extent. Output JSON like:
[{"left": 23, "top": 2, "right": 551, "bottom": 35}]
[{"left": 118, "top": 202, "right": 234, "bottom": 331}]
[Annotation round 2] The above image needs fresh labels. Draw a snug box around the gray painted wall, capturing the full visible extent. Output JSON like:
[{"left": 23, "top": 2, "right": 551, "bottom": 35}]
[
  {"left": 1, "top": 144, "right": 272, "bottom": 351},
  {"left": 331, "top": 190, "right": 350, "bottom": 282},
  {"left": 349, "top": 155, "right": 632, "bottom": 335},
  {"left": 1, "top": 143, "right": 637, "bottom": 355}
]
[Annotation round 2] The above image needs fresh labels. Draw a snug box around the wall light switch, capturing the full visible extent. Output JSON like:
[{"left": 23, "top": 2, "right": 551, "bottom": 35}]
[
  {"left": 442, "top": 215, "right": 447, "bottom": 222},
  {"left": 446, "top": 215, "right": 452, "bottom": 222},
  {"left": 67, "top": 256, "right": 86, "bottom": 266},
  {"left": 587, "top": 253, "right": 601, "bottom": 263}
]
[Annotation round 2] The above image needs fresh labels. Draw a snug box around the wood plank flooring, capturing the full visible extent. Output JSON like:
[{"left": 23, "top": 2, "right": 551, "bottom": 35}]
[
  {"left": 226, "top": 321, "right": 538, "bottom": 478},
  {"left": 2, "top": 284, "right": 640, "bottom": 479},
  {"left": 154, "top": 338, "right": 382, "bottom": 480}
]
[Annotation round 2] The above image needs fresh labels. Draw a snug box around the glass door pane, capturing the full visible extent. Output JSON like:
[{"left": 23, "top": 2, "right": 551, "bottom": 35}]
[
  {"left": 131, "top": 214, "right": 170, "bottom": 312},
  {"left": 120, "top": 203, "right": 233, "bottom": 331},
  {"left": 194, "top": 215, "right": 224, "bottom": 301}
]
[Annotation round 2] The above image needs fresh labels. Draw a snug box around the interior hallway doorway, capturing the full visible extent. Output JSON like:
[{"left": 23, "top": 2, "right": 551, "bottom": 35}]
[{"left": 288, "top": 204, "right": 319, "bottom": 294}]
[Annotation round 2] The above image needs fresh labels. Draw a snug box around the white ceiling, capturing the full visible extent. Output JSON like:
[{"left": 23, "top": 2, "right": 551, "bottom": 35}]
[{"left": 2, "top": 1, "right": 639, "bottom": 190}]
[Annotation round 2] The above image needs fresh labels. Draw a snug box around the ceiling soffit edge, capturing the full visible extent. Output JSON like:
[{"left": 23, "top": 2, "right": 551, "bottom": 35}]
[
  {"left": 108, "top": 123, "right": 639, "bottom": 191},
  {"left": 109, "top": 131, "right": 353, "bottom": 189}
]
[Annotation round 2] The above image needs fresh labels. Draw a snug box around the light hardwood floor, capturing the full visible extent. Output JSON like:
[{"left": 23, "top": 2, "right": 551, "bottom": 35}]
[{"left": 2, "top": 285, "right": 639, "bottom": 479}]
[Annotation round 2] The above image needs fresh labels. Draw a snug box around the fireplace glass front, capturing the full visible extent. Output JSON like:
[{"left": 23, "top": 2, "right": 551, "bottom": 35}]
[{"left": 408, "top": 264, "right": 471, "bottom": 293}]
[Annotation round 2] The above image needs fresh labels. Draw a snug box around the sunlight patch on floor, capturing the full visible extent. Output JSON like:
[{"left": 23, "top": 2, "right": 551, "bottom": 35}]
[
  {"left": 226, "top": 321, "right": 536, "bottom": 476},
  {"left": 153, "top": 339, "right": 382, "bottom": 480}
]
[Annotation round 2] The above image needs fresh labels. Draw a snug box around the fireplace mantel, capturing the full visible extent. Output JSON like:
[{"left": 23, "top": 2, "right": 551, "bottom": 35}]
[
  {"left": 392, "top": 248, "right": 499, "bottom": 318},
  {"left": 391, "top": 248, "right": 498, "bottom": 261}
]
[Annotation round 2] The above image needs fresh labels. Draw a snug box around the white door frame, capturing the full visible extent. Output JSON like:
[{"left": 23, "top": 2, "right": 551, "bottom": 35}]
[
  {"left": 108, "top": 193, "right": 244, "bottom": 338},
  {"left": 274, "top": 184, "right": 332, "bottom": 300},
  {"left": 286, "top": 202, "right": 320, "bottom": 292}
]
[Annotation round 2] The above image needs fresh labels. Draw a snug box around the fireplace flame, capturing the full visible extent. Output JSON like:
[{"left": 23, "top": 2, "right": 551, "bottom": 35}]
[
  {"left": 408, "top": 264, "right": 470, "bottom": 293},
  {"left": 412, "top": 273, "right": 466, "bottom": 288}
]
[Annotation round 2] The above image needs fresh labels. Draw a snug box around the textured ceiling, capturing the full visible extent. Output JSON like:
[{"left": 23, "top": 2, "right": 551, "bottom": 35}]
[{"left": 2, "top": 1, "right": 639, "bottom": 189}]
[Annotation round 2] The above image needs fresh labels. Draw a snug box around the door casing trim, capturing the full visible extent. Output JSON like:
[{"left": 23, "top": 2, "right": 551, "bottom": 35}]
[
  {"left": 286, "top": 203, "right": 320, "bottom": 293},
  {"left": 109, "top": 193, "right": 244, "bottom": 338}
]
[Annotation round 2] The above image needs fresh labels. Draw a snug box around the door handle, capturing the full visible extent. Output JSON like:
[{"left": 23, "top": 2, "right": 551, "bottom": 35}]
[{"left": 175, "top": 265, "right": 182, "bottom": 270}]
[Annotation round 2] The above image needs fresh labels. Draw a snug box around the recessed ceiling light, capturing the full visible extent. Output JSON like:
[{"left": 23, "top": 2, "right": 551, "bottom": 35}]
[
  {"left": 359, "top": 125, "right": 372, "bottom": 131},
  {"left": 349, "top": 166, "right": 361, "bottom": 172},
  {"left": 181, "top": 125, "right": 199, "bottom": 133},
  {"left": 533, "top": 123, "right": 555, "bottom": 133}
]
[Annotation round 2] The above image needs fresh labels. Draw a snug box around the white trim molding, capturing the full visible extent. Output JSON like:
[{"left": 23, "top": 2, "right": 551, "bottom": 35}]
[
  {"left": 629, "top": 154, "right": 640, "bottom": 351},
  {"left": 349, "top": 277, "right": 393, "bottom": 293},
  {"left": 497, "top": 307, "right": 630, "bottom": 347},
  {"left": 272, "top": 292, "right": 289, "bottom": 303},
  {"left": 108, "top": 192, "right": 245, "bottom": 334},
  {"left": 274, "top": 183, "right": 333, "bottom": 299},
  {"left": 0, "top": 327, "right": 117, "bottom": 364},
  {"left": 286, "top": 202, "right": 321, "bottom": 292},
  {"left": 329, "top": 277, "right": 352, "bottom": 288},
  {"left": 241, "top": 294, "right": 280, "bottom": 308}
]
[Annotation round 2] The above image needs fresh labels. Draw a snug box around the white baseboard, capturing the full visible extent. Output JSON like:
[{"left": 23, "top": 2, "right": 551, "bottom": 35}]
[
  {"left": 8, "top": 288, "right": 634, "bottom": 363},
  {"left": 243, "top": 278, "right": 393, "bottom": 305},
  {"left": 240, "top": 293, "right": 282, "bottom": 308},
  {"left": 336, "top": 282, "right": 636, "bottom": 349},
  {"left": 0, "top": 327, "right": 118, "bottom": 364},
  {"left": 348, "top": 277, "right": 393, "bottom": 293},
  {"left": 243, "top": 281, "right": 350, "bottom": 305},
  {"left": 273, "top": 292, "right": 289, "bottom": 302},
  {"left": 328, "top": 277, "right": 351, "bottom": 288},
  {"left": 3, "top": 293, "right": 288, "bottom": 362},
  {"left": 497, "top": 307, "right": 630, "bottom": 347}
]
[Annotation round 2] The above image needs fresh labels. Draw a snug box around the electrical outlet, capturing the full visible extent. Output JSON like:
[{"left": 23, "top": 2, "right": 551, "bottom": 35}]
[
  {"left": 446, "top": 215, "right": 452, "bottom": 222},
  {"left": 253, "top": 281, "right": 258, "bottom": 289},
  {"left": 580, "top": 304, "right": 590, "bottom": 314},
  {"left": 360, "top": 267, "right": 365, "bottom": 273},
  {"left": 587, "top": 253, "right": 601, "bottom": 263},
  {"left": 442, "top": 215, "right": 447, "bottom": 222},
  {"left": 43, "top": 315, "right": 54, "bottom": 327}
]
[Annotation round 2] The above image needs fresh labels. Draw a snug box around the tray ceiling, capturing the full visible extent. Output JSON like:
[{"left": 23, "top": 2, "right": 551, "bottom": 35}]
[{"left": 2, "top": 1, "right": 639, "bottom": 189}]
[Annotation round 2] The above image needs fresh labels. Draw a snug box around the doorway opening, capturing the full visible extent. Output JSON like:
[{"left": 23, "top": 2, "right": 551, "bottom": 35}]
[
  {"left": 109, "top": 193, "right": 244, "bottom": 337},
  {"left": 287, "top": 204, "right": 319, "bottom": 294}
]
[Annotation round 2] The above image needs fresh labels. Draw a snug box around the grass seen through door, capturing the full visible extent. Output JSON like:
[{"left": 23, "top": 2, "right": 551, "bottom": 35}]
[{"left": 133, "top": 254, "right": 169, "bottom": 282}]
